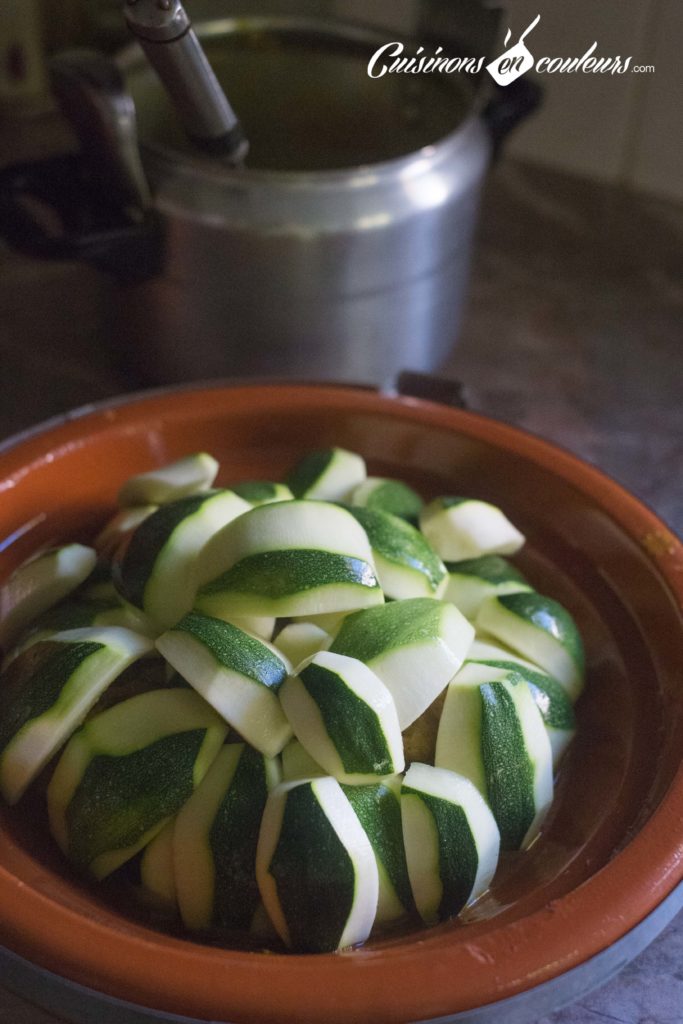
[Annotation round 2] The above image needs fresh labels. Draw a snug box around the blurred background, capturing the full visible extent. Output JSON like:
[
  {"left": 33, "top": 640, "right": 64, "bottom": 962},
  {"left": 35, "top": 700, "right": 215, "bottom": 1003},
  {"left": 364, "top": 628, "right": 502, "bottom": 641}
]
[{"left": 0, "top": 4, "right": 681, "bottom": 1023}]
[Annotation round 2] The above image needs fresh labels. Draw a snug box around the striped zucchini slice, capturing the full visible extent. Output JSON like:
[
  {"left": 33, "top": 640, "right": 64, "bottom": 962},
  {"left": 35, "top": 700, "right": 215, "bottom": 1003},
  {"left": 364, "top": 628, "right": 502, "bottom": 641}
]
[
  {"left": 330, "top": 598, "right": 474, "bottom": 730},
  {"left": 94, "top": 506, "right": 158, "bottom": 563},
  {"left": 419, "top": 498, "right": 525, "bottom": 561},
  {"left": 342, "top": 778, "right": 414, "bottom": 924},
  {"left": 47, "top": 688, "right": 227, "bottom": 878},
  {"left": 174, "top": 743, "right": 281, "bottom": 932},
  {"left": 286, "top": 447, "right": 366, "bottom": 502},
  {"left": 0, "top": 544, "right": 97, "bottom": 652},
  {"left": 156, "top": 612, "right": 292, "bottom": 757},
  {"left": 113, "top": 489, "right": 250, "bottom": 631},
  {"left": 476, "top": 592, "right": 585, "bottom": 701},
  {"left": 436, "top": 668, "right": 553, "bottom": 850},
  {"left": 280, "top": 651, "right": 404, "bottom": 785},
  {"left": 345, "top": 506, "right": 448, "bottom": 600},
  {"left": 118, "top": 453, "right": 219, "bottom": 507},
  {"left": 196, "top": 501, "right": 382, "bottom": 618},
  {"left": 231, "top": 481, "right": 294, "bottom": 506},
  {"left": 350, "top": 477, "right": 424, "bottom": 525},
  {"left": 281, "top": 738, "right": 325, "bottom": 781},
  {"left": 463, "top": 657, "right": 576, "bottom": 767},
  {"left": 444, "top": 555, "right": 531, "bottom": 619},
  {"left": 256, "top": 777, "right": 378, "bottom": 952},
  {"left": 401, "top": 763, "right": 500, "bottom": 924},
  {"left": 273, "top": 622, "right": 331, "bottom": 670},
  {"left": 0, "top": 626, "right": 153, "bottom": 804},
  {"left": 140, "top": 818, "right": 177, "bottom": 909}
]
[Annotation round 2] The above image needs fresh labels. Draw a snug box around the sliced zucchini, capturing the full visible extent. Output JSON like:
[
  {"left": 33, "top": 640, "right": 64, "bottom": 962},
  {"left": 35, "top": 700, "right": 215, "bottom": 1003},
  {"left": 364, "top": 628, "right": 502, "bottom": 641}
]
[
  {"left": 462, "top": 656, "right": 576, "bottom": 767},
  {"left": 273, "top": 622, "right": 331, "bottom": 670},
  {"left": 281, "top": 738, "right": 325, "bottom": 781},
  {"left": 210, "top": 613, "right": 275, "bottom": 642},
  {"left": 444, "top": 555, "right": 531, "bottom": 619},
  {"left": 350, "top": 477, "right": 424, "bottom": 524},
  {"left": 174, "top": 743, "right": 280, "bottom": 932},
  {"left": 286, "top": 447, "right": 366, "bottom": 502},
  {"left": 419, "top": 498, "right": 525, "bottom": 561},
  {"left": 436, "top": 669, "right": 553, "bottom": 850},
  {"left": 118, "top": 453, "right": 219, "bottom": 507},
  {"left": 94, "top": 506, "right": 158, "bottom": 563},
  {"left": 47, "top": 688, "right": 227, "bottom": 878},
  {"left": 231, "top": 481, "right": 294, "bottom": 506},
  {"left": 476, "top": 592, "right": 585, "bottom": 701},
  {"left": 196, "top": 500, "right": 382, "bottom": 618},
  {"left": 279, "top": 651, "right": 404, "bottom": 785},
  {"left": 113, "top": 489, "right": 250, "bottom": 631},
  {"left": 342, "top": 778, "right": 414, "bottom": 924},
  {"left": 330, "top": 598, "right": 474, "bottom": 729},
  {"left": 255, "top": 777, "right": 378, "bottom": 952},
  {"left": 140, "top": 818, "right": 177, "bottom": 909},
  {"left": 0, "top": 544, "right": 97, "bottom": 652},
  {"left": 156, "top": 612, "right": 291, "bottom": 757},
  {"left": 345, "top": 506, "right": 448, "bottom": 600},
  {"left": 401, "top": 763, "right": 500, "bottom": 924},
  {"left": 0, "top": 626, "right": 153, "bottom": 804}
]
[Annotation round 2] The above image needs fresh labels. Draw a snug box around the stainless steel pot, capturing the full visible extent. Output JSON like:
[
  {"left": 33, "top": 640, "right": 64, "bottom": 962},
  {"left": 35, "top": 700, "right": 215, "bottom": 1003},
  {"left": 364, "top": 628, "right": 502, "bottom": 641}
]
[{"left": 0, "top": 13, "right": 540, "bottom": 386}]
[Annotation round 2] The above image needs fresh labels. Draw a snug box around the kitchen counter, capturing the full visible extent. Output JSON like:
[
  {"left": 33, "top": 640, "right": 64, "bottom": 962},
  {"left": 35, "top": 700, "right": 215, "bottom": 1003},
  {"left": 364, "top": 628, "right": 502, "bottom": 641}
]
[{"left": 0, "top": 157, "right": 682, "bottom": 1023}]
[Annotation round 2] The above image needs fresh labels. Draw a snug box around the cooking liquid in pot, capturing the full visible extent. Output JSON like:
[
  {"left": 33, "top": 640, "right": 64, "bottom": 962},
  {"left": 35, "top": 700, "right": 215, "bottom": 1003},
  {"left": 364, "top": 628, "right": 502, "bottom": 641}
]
[{"left": 125, "top": 27, "right": 472, "bottom": 171}]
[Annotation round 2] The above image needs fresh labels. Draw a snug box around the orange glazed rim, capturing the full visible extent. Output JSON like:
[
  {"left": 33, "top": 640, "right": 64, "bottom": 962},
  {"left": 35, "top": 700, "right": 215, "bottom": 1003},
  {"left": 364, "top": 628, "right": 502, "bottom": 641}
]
[{"left": 0, "top": 381, "right": 681, "bottom": 1024}]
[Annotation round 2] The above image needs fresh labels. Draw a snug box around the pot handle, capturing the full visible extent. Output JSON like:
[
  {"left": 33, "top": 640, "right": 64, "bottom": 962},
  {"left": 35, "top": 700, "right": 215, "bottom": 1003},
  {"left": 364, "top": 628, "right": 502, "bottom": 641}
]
[
  {"left": 482, "top": 75, "right": 543, "bottom": 159},
  {"left": 0, "top": 50, "right": 162, "bottom": 281},
  {"left": 392, "top": 371, "right": 468, "bottom": 409}
]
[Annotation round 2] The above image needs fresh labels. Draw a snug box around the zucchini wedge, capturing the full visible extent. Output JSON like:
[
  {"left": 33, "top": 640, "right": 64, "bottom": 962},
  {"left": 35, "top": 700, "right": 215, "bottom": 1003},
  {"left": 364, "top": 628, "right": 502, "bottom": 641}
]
[
  {"left": 401, "top": 763, "right": 500, "bottom": 924},
  {"left": 156, "top": 612, "right": 292, "bottom": 757},
  {"left": 350, "top": 477, "right": 424, "bottom": 525},
  {"left": 140, "top": 818, "right": 177, "bottom": 909},
  {"left": 273, "top": 622, "right": 331, "bottom": 670},
  {"left": 256, "top": 777, "right": 378, "bottom": 952},
  {"left": 346, "top": 506, "right": 448, "bottom": 600},
  {"left": 444, "top": 555, "right": 531, "bottom": 619},
  {"left": 47, "top": 688, "right": 227, "bottom": 878},
  {"left": 330, "top": 598, "right": 474, "bottom": 729},
  {"left": 286, "top": 447, "right": 366, "bottom": 502},
  {"left": 0, "top": 626, "right": 153, "bottom": 804},
  {"left": 231, "top": 481, "right": 294, "bottom": 506},
  {"left": 280, "top": 651, "right": 404, "bottom": 785},
  {"left": 436, "top": 668, "right": 553, "bottom": 850},
  {"left": 476, "top": 592, "right": 585, "bottom": 701},
  {"left": 196, "top": 500, "right": 383, "bottom": 618},
  {"left": 0, "top": 544, "right": 97, "bottom": 651},
  {"left": 118, "top": 453, "right": 219, "bottom": 507},
  {"left": 174, "top": 743, "right": 281, "bottom": 932},
  {"left": 419, "top": 497, "right": 525, "bottom": 561}
]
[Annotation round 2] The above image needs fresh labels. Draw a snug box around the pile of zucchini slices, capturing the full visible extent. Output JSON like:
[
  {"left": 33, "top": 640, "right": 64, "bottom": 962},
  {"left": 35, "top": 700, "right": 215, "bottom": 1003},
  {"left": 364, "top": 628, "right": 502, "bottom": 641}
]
[{"left": 0, "top": 448, "right": 583, "bottom": 953}]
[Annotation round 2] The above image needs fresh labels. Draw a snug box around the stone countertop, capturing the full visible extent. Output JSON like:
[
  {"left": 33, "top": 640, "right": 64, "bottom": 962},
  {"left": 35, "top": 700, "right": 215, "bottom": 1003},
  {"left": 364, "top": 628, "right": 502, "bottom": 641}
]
[{"left": 0, "top": 157, "right": 682, "bottom": 1023}]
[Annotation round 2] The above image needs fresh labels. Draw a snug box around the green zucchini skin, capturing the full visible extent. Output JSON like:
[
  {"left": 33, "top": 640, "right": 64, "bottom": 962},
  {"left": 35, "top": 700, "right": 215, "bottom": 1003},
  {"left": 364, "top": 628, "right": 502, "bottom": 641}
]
[{"left": 350, "top": 477, "right": 424, "bottom": 525}]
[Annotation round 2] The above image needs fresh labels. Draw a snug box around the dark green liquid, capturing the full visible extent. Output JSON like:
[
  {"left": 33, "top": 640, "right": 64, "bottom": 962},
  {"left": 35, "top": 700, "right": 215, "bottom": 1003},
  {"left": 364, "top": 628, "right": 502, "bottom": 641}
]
[{"left": 126, "top": 29, "right": 470, "bottom": 171}]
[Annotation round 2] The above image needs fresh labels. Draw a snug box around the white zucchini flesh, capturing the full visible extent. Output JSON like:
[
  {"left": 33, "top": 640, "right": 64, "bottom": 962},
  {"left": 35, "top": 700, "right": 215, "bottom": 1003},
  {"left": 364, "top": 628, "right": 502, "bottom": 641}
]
[
  {"left": 273, "top": 622, "right": 331, "bottom": 670},
  {"left": 114, "top": 489, "right": 251, "bottom": 631},
  {"left": 118, "top": 453, "right": 219, "bottom": 507},
  {"left": 255, "top": 777, "right": 378, "bottom": 952},
  {"left": 419, "top": 498, "right": 525, "bottom": 562},
  {"left": 47, "top": 688, "right": 228, "bottom": 878},
  {"left": 0, "top": 544, "right": 97, "bottom": 651},
  {"left": 401, "top": 763, "right": 500, "bottom": 925},
  {"left": 0, "top": 626, "right": 153, "bottom": 805},
  {"left": 212, "top": 613, "right": 276, "bottom": 642},
  {"left": 286, "top": 447, "right": 366, "bottom": 502},
  {"left": 476, "top": 593, "right": 585, "bottom": 702},
  {"left": 140, "top": 819, "right": 177, "bottom": 908},
  {"left": 173, "top": 743, "right": 281, "bottom": 932},
  {"left": 279, "top": 651, "right": 404, "bottom": 785},
  {"left": 330, "top": 599, "right": 474, "bottom": 730},
  {"left": 156, "top": 612, "right": 292, "bottom": 757}
]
